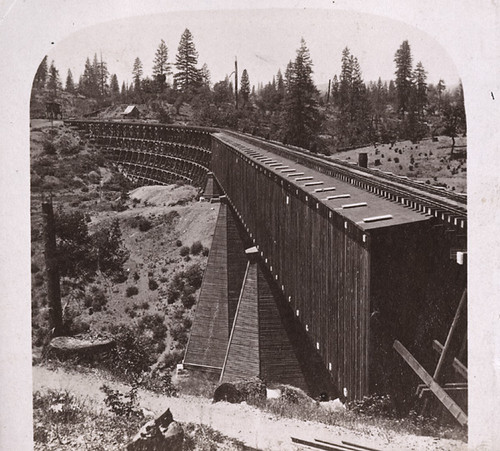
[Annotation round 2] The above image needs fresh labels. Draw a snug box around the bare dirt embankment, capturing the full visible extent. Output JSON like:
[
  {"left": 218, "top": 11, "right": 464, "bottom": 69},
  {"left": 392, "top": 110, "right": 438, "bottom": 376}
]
[{"left": 33, "top": 365, "right": 466, "bottom": 451}]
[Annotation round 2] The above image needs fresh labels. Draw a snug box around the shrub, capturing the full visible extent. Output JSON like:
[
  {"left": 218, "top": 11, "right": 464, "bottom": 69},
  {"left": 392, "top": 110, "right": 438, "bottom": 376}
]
[
  {"left": 84, "top": 285, "right": 108, "bottom": 312},
  {"left": 190, "top": 241, "right": 203, "bottom": 255},
  {"left": 148, "top": 278, "right": 158, "bottom": 290},
  {"left": 184, "top": 264, "right": 204, "bottom": 289},
  {"left": 202, "top": 247, "right": 210, "bottom": 257},
  {"left": 176, "top": 239, "right": 183, "bottom": 247},
  {"left": 179, "top": 246, "right": 190, "bottom": 257},
  {"left": 107, "top": 324, "right": 157, "bottom": 377},
  {"left": 163, "top": 210, "right": 180, "bottom": 226},
  {"left": 126, "top": 286, "right": 139, "bottom": 297},
  {"left": 160, "top": 350, "right": 184, "bottom": 370},
  {"left": 101, "top": 385, "right": 144, "bottom": 419},
  {"left": 33, "top": 390, "right": 82, "bottom": 424},
  {"left": 43, "top": 139, "right": 57, "bottom": 155},
  {"left": 70, "top": 317, "right": 91, "bottom": 334},
  {"left": 170, "top": 322, "right": 189, "bottom": 345},
  {"left": 138, "top": 217, "right": 152, "bottom": 232},
  {"left": 347, "top": 394, "right": 396, "bottom": 419},
  {"left": 182, "top": 293, "right": 196, "bottom": 309},
  {"left": 138, "top": 313, "right": 167, "bottom": 341}
]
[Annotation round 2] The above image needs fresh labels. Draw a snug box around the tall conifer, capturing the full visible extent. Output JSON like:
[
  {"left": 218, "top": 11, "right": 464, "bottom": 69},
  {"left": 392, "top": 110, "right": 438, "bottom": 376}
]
[{"left": 174, "top": 29, "right": 200, "bottom": 93}]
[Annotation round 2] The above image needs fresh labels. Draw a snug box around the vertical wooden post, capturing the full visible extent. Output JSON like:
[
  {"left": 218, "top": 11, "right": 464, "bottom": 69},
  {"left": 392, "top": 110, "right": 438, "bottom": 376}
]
[
  {"left": 42, "top": 200, "right": 63, "bottom": 337},
  {"left": 234, "top": 57, "right": 238, "bottom": 110}
]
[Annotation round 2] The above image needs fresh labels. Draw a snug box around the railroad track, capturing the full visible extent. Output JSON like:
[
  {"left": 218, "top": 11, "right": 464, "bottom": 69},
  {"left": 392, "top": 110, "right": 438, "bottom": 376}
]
[
  {"left": 224, "top": 131, "right": 467, "bottom": 228},
  {"left": 64, "top": 119, "right": 467, "bottom": 228}
]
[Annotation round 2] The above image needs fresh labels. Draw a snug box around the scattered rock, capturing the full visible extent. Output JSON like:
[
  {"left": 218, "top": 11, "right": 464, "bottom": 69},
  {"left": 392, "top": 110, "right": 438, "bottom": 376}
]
[{"left": 127, "top": 408, "right": 184, "bottom": 451}]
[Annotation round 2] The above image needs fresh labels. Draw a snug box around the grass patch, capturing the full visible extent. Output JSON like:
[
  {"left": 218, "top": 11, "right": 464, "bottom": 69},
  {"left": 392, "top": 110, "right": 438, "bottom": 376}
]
[
  {"left": 247, "top": 390, "right": 467, "bottom": 442},
  {"left": 33, "top": 388, "right": 143, "bottom": 449},
  {"left": 183, "top": 423, "right": 248, "bottom": 451}
]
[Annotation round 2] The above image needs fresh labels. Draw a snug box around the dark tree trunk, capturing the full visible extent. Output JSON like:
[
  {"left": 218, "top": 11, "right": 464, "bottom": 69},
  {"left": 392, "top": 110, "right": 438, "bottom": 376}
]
[{"left": 42, "top": 201, "right": 64, "bottom": 337}]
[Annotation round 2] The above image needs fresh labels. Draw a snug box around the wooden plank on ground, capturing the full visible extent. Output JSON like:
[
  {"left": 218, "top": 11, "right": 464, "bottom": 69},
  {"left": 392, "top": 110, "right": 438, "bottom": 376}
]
[
  {"left": 291, "top": 437, "right": 353, "bottom": 451},
  {"left": 393, "top": 340, "right": 468, "bottom": 427},
  {"left": 316, "top": 438, "right": 381, "bottom": 451}
]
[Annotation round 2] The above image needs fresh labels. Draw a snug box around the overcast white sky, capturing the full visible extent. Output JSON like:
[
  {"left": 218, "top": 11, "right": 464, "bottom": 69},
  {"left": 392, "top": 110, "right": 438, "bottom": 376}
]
[{"left": 46, "top": 8, "right": 461, "bottom": 89}]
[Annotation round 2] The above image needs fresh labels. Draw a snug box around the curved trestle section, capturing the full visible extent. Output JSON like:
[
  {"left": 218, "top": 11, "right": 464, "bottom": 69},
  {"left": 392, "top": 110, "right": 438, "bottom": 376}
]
[{"left": 65, "top": 120, "right": 218, "bottom": 187}]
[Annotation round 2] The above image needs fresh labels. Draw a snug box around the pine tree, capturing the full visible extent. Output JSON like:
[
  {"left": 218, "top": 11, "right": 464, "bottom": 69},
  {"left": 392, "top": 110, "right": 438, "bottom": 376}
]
[
  {"left": 132, "top": 57, "right": 143, "bottom": 91},
  {"left": 110, "top": 74, "right": 120, "bottom": 97},
  {"left": 96, "top": 54, "right": 109, "bottom": 97},
  {"left": 335, "top": 48, "right": 372, "bottom": 147},
  {"left": 275, "top": 69, "right": 285, "bottom": 105},
  {"left": 47, "top": 60, "right": 61, "bottom": 98},
  {"left": 436, "top": 79, "right": 446, "bottom": 112},
  {"left": 34, "top": 56, "right": 48, "bottom": 89},
  {"left": 394, "top": 40, "right": 413, "bottom": 116},
  {"left": 65, "top": 69, "right": 75, "bottom": 93},
  {"left": 330, "top": 74, "right": 340, "bottom": 106},
  {"left": 91, "top": 54, "right": 104, "bottom": 96},
  {"left": 174, "top": 28, "right": 200, "bottom": 93},
  {"left": 199, "top": 63, "right": 211, "bottom": 88},
  {"left": 240, "top": 69, "right": 250, "bottom": 106},
  {"left": 153, "top": 39, "right": 171, "bottom": 85},
  {"left": 281, "top": 39, "right": 321, "bottom": 149},
  {"left": 80, "top": 56, "right": 99, "bottom": 98},
  {"left": 413, "top": 61, "right": 427, "bottom": 119}
]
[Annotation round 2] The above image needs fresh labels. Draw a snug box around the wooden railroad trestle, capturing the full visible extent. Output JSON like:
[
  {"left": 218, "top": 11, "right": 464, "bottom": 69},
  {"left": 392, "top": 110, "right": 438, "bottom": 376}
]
[{"left": 65, "top": 120, "right": 468, "bottom": 408}]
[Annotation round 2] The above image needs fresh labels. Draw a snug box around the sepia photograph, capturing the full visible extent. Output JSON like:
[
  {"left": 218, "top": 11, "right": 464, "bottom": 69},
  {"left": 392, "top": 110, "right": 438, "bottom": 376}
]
[{"left": 0, "top": 0, "right": 498, "bottom": 449}]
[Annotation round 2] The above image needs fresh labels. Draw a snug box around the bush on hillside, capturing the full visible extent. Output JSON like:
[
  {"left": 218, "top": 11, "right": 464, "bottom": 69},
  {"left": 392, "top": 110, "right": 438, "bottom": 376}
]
[
  {"left": 126, "top": 286, "right": 139, "bottom": 297},
  {"left": 190, "top": 241, "right": 203, "bottom": 255}
]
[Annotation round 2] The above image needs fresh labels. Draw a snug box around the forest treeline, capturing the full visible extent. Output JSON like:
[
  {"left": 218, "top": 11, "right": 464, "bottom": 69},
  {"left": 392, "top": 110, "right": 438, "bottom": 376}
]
[{"left": 32, "top": 28, "right": 466, "bottom": 153}]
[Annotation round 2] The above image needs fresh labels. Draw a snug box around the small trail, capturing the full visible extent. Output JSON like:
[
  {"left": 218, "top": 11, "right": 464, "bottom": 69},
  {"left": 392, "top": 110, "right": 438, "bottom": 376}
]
[{"left": 33, "top": 365, "right": 466, "bottom": 451}]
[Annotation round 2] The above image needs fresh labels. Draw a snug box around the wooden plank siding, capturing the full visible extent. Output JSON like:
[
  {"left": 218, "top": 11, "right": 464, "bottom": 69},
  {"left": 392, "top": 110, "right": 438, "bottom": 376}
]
[
  {"left": 221, "top": 262, "right": 261, "bottom": 382},
  {"left": 184, "top": 202, "right": 249, "bottom": 372},
  {"left": 183, "top": 204, "right": 230, "bottom": 372},
  {"left": 257, "top": 262, "right": 309, "bottom": 391},
  {"left": 210, "top": 136, "right": 372, "bottom": 400}
]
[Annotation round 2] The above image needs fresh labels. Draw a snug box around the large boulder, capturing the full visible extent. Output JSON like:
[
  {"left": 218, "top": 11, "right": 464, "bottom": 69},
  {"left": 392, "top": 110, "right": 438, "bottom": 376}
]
[
  {"left": 213, "top": 383, "right": 243, "bottom": 404},
  {"left": 127, "top": 408, "right": 184, "bottom": 451},
  {"left": 213, "top": 378, "right": 267, "bottom": 404}
]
